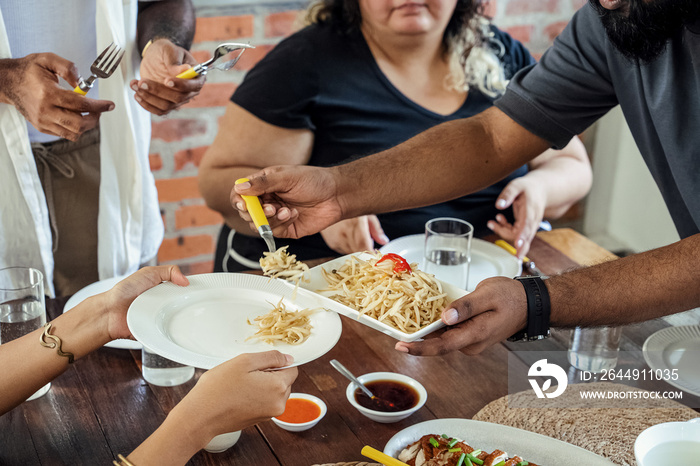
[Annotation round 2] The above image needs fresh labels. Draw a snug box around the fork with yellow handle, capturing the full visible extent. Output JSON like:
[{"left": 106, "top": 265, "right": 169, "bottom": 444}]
[
  {"left": 175, "top": 42, "right": 254, "bottom": 79},
  {"left": 73, "top": 43, "right": 125, "bottom": 95},
  {"left": 235, "top": 178, "right": 277, "bottom": 253}
]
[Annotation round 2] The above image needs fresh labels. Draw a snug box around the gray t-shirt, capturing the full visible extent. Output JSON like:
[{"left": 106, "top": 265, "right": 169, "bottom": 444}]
[{"left": 495, "top": 3, "right": 700, "bottom": 239}]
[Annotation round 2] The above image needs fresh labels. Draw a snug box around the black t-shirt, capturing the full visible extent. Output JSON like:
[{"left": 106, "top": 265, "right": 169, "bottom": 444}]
[{"left": 230, "top": 22, "right": 535, "bottom": 259}]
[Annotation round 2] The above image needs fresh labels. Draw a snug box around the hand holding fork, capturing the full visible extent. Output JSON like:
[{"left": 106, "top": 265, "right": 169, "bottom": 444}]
[{"left": 0, "top": 52, "right": 114, "bottom": 141}]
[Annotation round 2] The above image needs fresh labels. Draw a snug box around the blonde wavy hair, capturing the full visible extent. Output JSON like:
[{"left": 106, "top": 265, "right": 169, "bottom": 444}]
[{"left": 300, "top": 0, "right": 508, "bottom": 98}]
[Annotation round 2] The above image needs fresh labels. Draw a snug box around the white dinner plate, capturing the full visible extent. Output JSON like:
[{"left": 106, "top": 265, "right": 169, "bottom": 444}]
[
  {"left": 127, "top": 273, "right": 342, "bottom": 369},
  {"left": 384, "top": 418, "right": 614, "bottom": 465},
  {"left": 643, "top": 325, "right": 700, "bottom": 397},
  {"left": 379, "top": 235, "right": 522, "bottom": 291},
  {"left": 299, "top": 252, "right": 468, "bottom": 342},
  {"left": 63, "top": 275, "right": 140, "bottom": 350}
]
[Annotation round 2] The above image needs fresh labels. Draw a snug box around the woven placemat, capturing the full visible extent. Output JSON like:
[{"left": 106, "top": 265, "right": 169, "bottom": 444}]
[{"left": 473, "top": 382, "right": 698, "bottom": 466}]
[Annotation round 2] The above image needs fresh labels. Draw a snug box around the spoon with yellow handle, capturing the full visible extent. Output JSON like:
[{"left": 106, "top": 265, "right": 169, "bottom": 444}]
[
  {"left": 235, "top": 178, "right": 276, "bottom": 253},
  {"left": 361, "top": 446, "right": 409, "bottom": 466},
  {"left": 176, "top": 42, "right": 254, "bottom": 79}
]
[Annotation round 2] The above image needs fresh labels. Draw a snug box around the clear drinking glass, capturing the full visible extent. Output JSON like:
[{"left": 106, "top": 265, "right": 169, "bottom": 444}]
[
  {"left": 141, "top": 345, "right": 194, "bottom": 387},
  {"left": 0, "top": 267, "right": 51, "bottom": 400},
  {"left": 424, "top": 218, "right": 474, "bottom": 291},
  {"left": 567, "top": 326, "right": 622, "bottom": 373}
]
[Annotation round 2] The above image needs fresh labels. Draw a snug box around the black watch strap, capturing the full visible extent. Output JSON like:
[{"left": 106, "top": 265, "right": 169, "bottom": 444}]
[{"left": 508, "top": 276, "right": 551, "bottom": 342}]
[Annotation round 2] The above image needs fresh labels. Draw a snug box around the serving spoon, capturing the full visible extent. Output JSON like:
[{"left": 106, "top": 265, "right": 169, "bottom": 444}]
[{"left": 330, "top": 359, "right": 395, "bottom": 410}]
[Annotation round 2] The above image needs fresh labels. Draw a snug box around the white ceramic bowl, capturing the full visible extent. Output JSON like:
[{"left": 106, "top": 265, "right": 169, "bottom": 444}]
[
  {"left": 345, "top": 372, "right": 427, "bottom": 423},
  {"left": 271, "top": 393, "right": 327, "bottom": 432},
  {"left": 204, "top": 430, "right": 241, "bottom": 453},
  {"left": 634, "top": 418, "right": 700, "bottom": 465}
]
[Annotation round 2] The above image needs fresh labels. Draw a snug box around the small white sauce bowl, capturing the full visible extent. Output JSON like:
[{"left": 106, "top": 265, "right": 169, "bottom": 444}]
[
  {"left": 345, "top": 372, "right": 427, "bottom": 423},
  {"left": 204, "top": 430, "right": 241, "bottom": 453},
  {"left": 271, "top": 393, "right": 327, "bottom": 432}
]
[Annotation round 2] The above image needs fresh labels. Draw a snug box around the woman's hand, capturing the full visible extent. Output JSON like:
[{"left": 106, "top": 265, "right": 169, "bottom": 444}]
[
  {"left": 126, "top": 351, "right": 298, "bottom": 464},
  {"left": 102, "top": 265, "right": 189, "bottom": 341},
  {"left": 172, "top": 351, "right": 297, "bottom": 445},
  {"left": 487, "top": 176, "right": 547, "bottom": 259},
  {"left": 320, "top": 215, "right": 389, "bottom": 254},
  {"left": 131, "top": 39, "right": 204, "bottom": 115}
]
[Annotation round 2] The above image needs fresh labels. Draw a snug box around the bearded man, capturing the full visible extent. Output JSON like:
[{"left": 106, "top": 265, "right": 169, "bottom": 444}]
[{"left": 232, "top": 0, "right": 700, "bottom": 356}]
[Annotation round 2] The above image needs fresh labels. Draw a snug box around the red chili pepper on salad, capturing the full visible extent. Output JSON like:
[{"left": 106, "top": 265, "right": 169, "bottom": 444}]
[{"left": 375, "top": 253, "right": 412, "bottom": 274}]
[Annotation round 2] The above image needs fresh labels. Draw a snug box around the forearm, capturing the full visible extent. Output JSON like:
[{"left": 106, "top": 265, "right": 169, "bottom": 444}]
[
  {"left": 549, "top": 233, "right": 700, "bottom": 327},
  {"left": 199, "top": 164, "right": 264, "bottom": 234},
  {"left": 336, "top": 108, "right": 549, "bottom": 219},
  {"left": 127, "top": 406, "right": 210, "bottom": 466},
  {"left": 0, "top": 295, "right": 110, "bottom": 415},
  {"left": 137, "top": 0, "right": 195, "bottom": 53}
]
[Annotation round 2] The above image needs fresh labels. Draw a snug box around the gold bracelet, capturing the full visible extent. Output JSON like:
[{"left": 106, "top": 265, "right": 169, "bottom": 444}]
[
  {"left": 39, "top": 322, "right": 75, "bottom": 364},
  {"left": 113, "top": 454, "right": 136, "bottom": 466}
]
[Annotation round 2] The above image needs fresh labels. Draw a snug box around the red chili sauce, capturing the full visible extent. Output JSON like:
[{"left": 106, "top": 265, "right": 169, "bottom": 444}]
[
  {"left": 354, "top": 380, "right": 419, "bottom": 412},
  {"left": 276, "top": 398, "right": 321, "bottom": 424}
]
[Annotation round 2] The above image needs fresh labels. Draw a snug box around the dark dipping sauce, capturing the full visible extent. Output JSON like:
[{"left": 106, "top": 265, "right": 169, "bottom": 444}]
[{"left": 354, "top": 380, "right": 419, "bottom": 412}]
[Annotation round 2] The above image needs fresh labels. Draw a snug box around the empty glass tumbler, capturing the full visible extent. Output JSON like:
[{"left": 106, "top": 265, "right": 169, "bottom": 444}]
[{"left": 568, "top": 326, "right": 622, "bottom": 373}]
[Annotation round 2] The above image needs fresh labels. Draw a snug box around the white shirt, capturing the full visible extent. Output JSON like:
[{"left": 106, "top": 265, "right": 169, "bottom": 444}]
[{"left": 0, "top": 0, "right": 163, "bottom": 296}]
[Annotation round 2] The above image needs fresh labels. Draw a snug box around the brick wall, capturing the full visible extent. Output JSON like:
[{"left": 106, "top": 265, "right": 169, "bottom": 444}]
[{"left": 151, "top": 0, "right": 588, "bottom": 272}]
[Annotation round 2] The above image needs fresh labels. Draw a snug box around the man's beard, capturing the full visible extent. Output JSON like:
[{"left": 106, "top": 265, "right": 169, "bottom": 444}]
[{"left": 589, "top": 0, "right": 700, "bottom": 63}]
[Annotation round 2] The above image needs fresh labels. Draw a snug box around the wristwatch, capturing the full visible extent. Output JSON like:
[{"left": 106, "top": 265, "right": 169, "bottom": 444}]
[{"left": 507, "top": 275, "right": 551, "bottom": 342}]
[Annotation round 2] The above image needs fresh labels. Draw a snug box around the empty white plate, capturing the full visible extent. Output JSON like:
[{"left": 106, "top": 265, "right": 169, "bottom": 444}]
[{"left": 643, "top": 325, "right": 700, "bottom": 397}]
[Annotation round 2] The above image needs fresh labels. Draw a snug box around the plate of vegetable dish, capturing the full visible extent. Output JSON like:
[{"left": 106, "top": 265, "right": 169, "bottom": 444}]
[{"left": 384, "top": 419, "right": 614, "bottom": 465}]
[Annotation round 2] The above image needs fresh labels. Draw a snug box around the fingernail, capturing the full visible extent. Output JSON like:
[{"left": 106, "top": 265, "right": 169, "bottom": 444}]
[
  {"left": 130, "top": 83, "right": 138, "bottom": 92},
  {"left": 486, "top": 221, "right": 495, "bottom": 231},
  {"left": 285, "top": 354, "right": 294, "bottom": 365},
  {"left": 140, "top": 82, "right": 149, "bottom": 90},
  {"left": 264, "top": 205, "right": 275, "bottom": 216},
  {"left": 395, "top": 344, "right": 409, "bottom": 353},
  {"left": 497, "top": 199, "right": 507, "bottom": 208},
  {"left": 380, "top": 234, "right": 390, "bottom": 244},
  {"left": 236, "top": 181, "right": 251, "bottom": 190},
  {"left": 236, "top": 202, "right": 244, "bottom": 211},
  {"left": 516, "top": 238, "right": 524, "bottom": 248},
  {"left": 166, "top": 81, "right": 175, "bottom": 87},
  {"left": 444, "top": 308, "right": 459, "bottom": 325},
  {"left": 278, "top": 208, "right": 290, "bottom": 221},
  {"left": 108, "top": 104, "right": 115, "bottom": 111},
  {"left": 135, "top": 95, "right": 141, "bottom": 102}
]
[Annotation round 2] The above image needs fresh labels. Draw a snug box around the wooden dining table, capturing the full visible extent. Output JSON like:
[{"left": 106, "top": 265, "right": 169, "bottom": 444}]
[{"left": 1, "top": 228, "right": 697, "bottom": 465}]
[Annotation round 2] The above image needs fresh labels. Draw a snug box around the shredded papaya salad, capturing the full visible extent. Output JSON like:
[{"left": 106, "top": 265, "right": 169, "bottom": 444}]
[{"left": 322, "top": 251, "right": 447, "bottom": 333}]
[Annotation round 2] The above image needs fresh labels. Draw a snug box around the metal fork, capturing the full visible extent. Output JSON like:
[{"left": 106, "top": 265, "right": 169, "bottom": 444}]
[{"left": 73, "top": 43, "right": 125, "bottom": 95}]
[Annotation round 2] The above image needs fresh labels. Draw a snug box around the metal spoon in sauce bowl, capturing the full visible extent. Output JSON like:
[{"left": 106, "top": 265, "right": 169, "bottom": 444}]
[
  {"left": 330, "top": 359, "right": 375, "bottom": 398},
  {"left": 330, "top": 359, "right": 396, "bottom": 410}
]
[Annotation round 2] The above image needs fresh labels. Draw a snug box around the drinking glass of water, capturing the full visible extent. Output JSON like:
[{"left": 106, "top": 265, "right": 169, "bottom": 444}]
[
  {"left": 0, "top": 267, "right": 51, "bottom": 400},
  {"left": 567, "top": 326, "right": 622, "bottom": 373},
  {"left": 424, "top": 218, "right": 473, "bottom": 291},
  {"left": 141, "top": 345, "right": 194, "bottom": 387}
]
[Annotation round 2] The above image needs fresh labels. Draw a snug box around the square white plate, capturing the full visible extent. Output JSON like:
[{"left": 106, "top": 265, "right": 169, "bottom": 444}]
[{"left": 298, "top": 252, "right": 469, "bottom": 342}]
